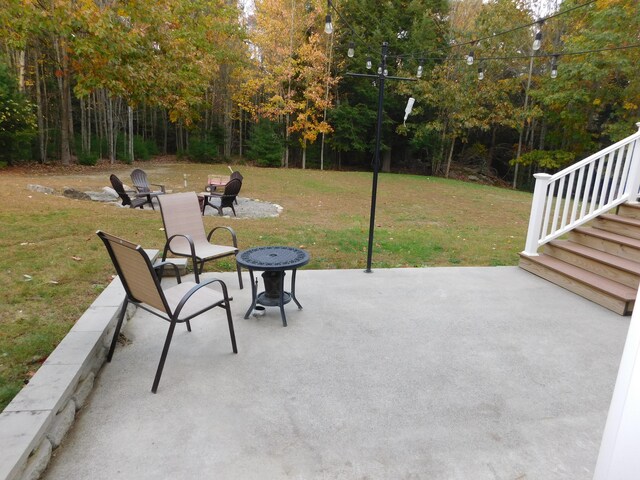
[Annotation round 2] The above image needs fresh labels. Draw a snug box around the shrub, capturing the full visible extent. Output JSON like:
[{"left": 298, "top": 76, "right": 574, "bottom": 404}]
[
  {"left": 246, "top": 119, "right": 284, "bottom": 167},
  {"left": 0, "top": 61, "right": 36, "bottom": 164},
  {"left": 133, "top": 135, "right": 150, "bottom": 161},
  {"left": 77, "top": 151, "right": 98, "bottom": 166},
  {"left": 187, "top": 137, "right": 222, "bottom": 163},
  {"left": 511, "top": 149, "right": 575, "bottom": 170}
]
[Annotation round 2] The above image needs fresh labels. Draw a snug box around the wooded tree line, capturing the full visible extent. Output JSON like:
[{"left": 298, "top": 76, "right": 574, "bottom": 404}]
[{"left": 0, "top": 0, "right": 638, "bottom": 188}]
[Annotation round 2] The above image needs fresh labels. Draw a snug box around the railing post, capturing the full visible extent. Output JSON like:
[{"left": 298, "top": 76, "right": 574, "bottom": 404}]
[
  {"left": 623, "top": 122, "right": 640, "bottom": 204},
  {"left": 593, "top": 285, "right": 640, "bottom": 479},
  {"left": 522, "top": 173, "right": 552, "bottom": 256}
]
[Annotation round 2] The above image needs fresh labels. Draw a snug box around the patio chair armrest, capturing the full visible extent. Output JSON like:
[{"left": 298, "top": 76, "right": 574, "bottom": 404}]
[
  {"left": 207, "top": 226, "right": 238, "bottom": 248},
  {"left": 150, "top": 183, "right": 166, "bottom": 193},
  {"left": 173, "top": 278, "right": 232, "bottom": 318},
  {"left": 163, "top": 233, "right": 197, "bottom": 263},
  {"left": 153, "top": 260, "right": 182, "bottom": 283}
]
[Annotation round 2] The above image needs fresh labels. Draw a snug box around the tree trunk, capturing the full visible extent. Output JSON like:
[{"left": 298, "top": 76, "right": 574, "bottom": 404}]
[
  {"left": 487, "top": 126, "right": 497, "bottom": 173},
  {"left": 239, "top": 110, "right": 243, "bottom": 158},
  {"left": 445, "top": 136, "right": 456, "bottom": 178},
  {"left": 301, "top": 139, "right": 307, "bottom": 169},
  {"left": 320, "top": 19, "right": 334, "bottom": 171},
  {"left": 284, "top": 114, "right": 290, "bottom": 168},
  {"left": 128, "top": 105, "right": 134, "bottom": 161},
  {"left": 382, "top": 149, "right": 391, "bottom": 173},
  {"left": 34, "top": 49, "right": 47, "bottom": 163},
  {"left": 54, "top": 38, "right": 72, "bottom": 165},
  {"left": 80, "top": 97, "right": 87, "bottom": 154},
  {"left": 106, "top": 92, "right": 116, "bottom": 163},
  {"left": 16, "top": 50, "right": 26, "bottom": 92},
  {"left": 539, "top": 119, "right": 547, "bottom": 150}
]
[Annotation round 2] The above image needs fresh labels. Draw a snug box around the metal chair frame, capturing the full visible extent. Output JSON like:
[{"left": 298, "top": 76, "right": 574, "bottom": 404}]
[
  {"left": 158, "top": 192, "right": 243, "bottom": 288},
  {"left": 97, "top": 230, "right": 237, "bottom": 393}
]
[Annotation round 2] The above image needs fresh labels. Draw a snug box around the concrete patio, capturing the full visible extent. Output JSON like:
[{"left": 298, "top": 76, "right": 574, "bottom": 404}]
[{"left": 40, "top": 266, "right": 628, "bottom": 479}]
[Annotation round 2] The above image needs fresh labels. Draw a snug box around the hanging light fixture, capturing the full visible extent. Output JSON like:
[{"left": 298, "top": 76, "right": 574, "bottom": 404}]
[
  {"left": 347, "top": 41, "right": 355, "bottom": 58},
  {"left": 324, "top": 13, "right": 333, "bottom": 34},
  {"left": 324, "top": 1, "right": 333, "bottom": 35},
  {"left": 551, "top": 55, "right": 559, "bottom": 78},
  {"left": 366, "top": 56, "right": 372, "bottom": 70},
  {"left": 533, "top": 31, "right": 542, "bottom": 51},
  {"left": 478, "top": 67, "right": 484, "bottom": 80},
  {"left": 416, "top": 60, "right": 424, "bottom": 78},
  {"left": 466, "top": 50, "right": 474, "bottom": 65}
]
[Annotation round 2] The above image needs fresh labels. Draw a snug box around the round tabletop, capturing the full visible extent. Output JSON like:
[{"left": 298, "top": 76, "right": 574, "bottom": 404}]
[{"left": 236, "top": 246, "right": 310, "bottom": 271}]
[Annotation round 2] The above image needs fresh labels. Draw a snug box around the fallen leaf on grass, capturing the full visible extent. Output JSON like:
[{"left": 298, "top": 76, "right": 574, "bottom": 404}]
[
  {"left": 23, "top": 274, "right": 32, "bottom": 281},
  {"left": 48, "top": 280, "right": 59, "bottom": 285},
  {"left": 71, "top": 256, "right": 82, "bottom": 261}
]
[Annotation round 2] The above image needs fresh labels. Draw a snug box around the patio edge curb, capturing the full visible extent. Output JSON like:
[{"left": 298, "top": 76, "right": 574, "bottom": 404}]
[{"left": 0, "top": 278, "right": 133, "bottom": 480}]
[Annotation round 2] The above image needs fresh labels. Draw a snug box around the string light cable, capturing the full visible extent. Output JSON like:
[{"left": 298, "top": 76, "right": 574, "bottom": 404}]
[
  {"left": 468, "top": 43, "right": 640, "bottom": 63},
  {"left": 392, "top": 0, "right": 600, "bottom": 62},
  {"left": 324, "top": 0, "right": 639, "bottom": 81}
]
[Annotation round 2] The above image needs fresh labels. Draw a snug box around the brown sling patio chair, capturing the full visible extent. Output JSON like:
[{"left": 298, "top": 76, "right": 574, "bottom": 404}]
[
  {"left": 157, "top": 192, "right": 243, "bottom": 288},
  {"left": 97, "top": 230, "right": 237, "bottom": 393},
  {"left": 110, "top": 174, "right": 151, "bottom": 209},
  {"left": 202, "top": 177, "right": 242, "bottom": 216}
]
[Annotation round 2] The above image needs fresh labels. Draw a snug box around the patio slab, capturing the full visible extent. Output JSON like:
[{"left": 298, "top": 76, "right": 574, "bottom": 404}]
[{"left": 42, "top": 267, "right": 629, "bottom": 480}]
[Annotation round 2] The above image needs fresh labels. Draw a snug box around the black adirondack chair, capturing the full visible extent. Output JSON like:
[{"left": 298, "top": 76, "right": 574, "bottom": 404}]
[
  {"left": 110, "top": 174, "right": 151, "bottom": 209},
  {"left": 202, "top": 178, "right": 242, "bottom": 216}
]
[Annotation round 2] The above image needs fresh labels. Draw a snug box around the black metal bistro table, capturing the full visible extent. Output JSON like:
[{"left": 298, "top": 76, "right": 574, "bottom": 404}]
[{"left": 236, "top": 246, "right": 310, "bottom": 327}]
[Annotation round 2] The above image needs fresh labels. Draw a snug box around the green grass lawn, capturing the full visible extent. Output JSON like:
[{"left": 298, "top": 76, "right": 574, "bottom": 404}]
[{"left": 0, "top": 160, "right": 533, "bottom": 409}]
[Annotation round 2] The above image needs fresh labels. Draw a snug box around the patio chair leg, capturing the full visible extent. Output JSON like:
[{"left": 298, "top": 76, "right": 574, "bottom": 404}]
[
  {"left": 107, "top": 298, "right": 129, "bottom": 362},
  {"left": 193, "top": 259, "right": 202, "bottom": 283},
  {"left": 152, "top": 320, "right": 178, "bottom": 393},
  {"left": 185, "top": 320, "right": 192, "bottom": 332},
  {"left": 225, "top": 303, "right": 238, "bottom": 354}
]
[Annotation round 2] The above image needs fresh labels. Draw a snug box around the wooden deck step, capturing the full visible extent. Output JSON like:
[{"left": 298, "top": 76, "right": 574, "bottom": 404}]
[
  {"left": 519, "top": 253, "right": 635, "bottom": 315},
  {"left": 617, "top": 203, "right": 640, "bottom": 220},
  {"left": 592, "top": 214, "right": 640, "bottom": 240},
  {"left": 570, "top": 227, "right": 640, "bottom": 262},
  {"left": 545, "top": 240, "right": 640, "bottom": 288}
]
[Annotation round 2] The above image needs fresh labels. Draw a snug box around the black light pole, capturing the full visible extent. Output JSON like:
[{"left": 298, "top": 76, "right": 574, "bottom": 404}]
[
  {"left": 325, "top": 1, "right": 415, "bottom": 272},
  {"left": 367, "top": 41, "right": 387, "bottom": 273},
  {"left": 347, "top": 43, "right": 415, "bottom": 273}
]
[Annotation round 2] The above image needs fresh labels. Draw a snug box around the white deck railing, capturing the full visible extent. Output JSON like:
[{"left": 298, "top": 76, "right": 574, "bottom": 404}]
[{"left": 522, "top": 123, "right": 640, "bottom": 256}]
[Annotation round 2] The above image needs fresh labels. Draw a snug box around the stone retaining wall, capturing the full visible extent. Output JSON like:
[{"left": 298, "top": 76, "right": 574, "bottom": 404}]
[{"left": 0, "top": 279, "right": 133, "bottom": 480}]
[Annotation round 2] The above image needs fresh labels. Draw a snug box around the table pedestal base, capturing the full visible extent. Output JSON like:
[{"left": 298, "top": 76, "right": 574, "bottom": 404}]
[{"left": 243, "top": 269, "right": 303, "bottom": 327}]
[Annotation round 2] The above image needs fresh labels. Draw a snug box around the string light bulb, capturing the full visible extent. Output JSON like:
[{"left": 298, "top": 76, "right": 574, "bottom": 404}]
[
  {"left": 467, "top": 51, "right": 474, "bottom": 65},
  {"left": 417, "top": 60, "right": 424, "bottom": 78},
  {"left": 324, "top": 13, "right": 333, "bottom": 34},
  {"left": 478, "top": 67, "right": 484, "bottom": 80},
  {"left": 551, "top": 55, "right": 559, "bottom": 78},
  {"left": 533, "top": 31, "right": 542, "bottom": 51},
  {"left": 366, "top": 56, "right": 372, "bottom": 70},
  {"left": 347, "top": 41, "right": 355, "bottom": 58}
]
